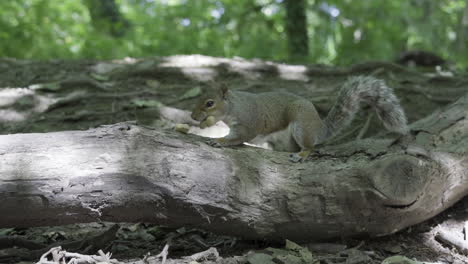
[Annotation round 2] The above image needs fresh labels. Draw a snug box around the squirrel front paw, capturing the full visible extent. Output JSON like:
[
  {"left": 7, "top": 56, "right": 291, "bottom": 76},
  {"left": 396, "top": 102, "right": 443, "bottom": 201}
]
[
  {"left": 207, "top": 138, "right": 223, "bottom": 147},
  {"left": 200, "top": 116, "right": 216, "bottom": 129}
]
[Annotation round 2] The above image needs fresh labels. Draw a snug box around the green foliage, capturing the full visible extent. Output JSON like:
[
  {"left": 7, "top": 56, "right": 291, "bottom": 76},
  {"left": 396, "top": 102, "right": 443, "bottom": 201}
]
[
  {"left": 0, "top": 0, "right": 467, "bottom": 67},
  {"left": 246, "top": 240, "right": 319, "bottom": 264}
]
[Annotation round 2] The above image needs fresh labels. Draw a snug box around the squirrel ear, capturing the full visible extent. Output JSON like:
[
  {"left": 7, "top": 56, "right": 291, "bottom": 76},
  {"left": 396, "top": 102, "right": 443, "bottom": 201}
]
[{"left": 219, "top": 83, "right": 229, "bottom": 99}]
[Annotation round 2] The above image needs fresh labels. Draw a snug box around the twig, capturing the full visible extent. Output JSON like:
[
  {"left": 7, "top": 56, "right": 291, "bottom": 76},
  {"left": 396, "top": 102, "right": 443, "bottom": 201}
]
[
  {"left": 37, "top": 246, "right": 62, "bottom": 264},
  {"left": 189, "top": 247, "right": 220, "bottom": 262},
  {"left": 36, "top": 246, "right": 122, "bottom": 264},
  {"left": 46, "top": 90, "right": 158, "bottom": 112},
  {"left": 154, "top": 244, "right": 169, "bottom": 264},
  {"left": 465, "top": 221, "right": 468, "bottom": 241},
  {"left": 435, "top": 229, "right": 468, "bottom": 255}
]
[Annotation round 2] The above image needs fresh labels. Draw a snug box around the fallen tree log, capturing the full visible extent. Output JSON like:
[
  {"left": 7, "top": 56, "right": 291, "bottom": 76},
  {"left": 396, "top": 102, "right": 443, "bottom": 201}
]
[{"left": 0, "top": 92, "right": 467, "bottom": 242}]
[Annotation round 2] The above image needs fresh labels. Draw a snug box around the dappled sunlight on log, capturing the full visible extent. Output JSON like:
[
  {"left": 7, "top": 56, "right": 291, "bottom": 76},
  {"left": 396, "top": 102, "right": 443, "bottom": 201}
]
[
  {"left": 0, "top": 109, "right": 27, "bottom": 122},
  {"left": 159, "top": 55, "right": 222, "bottom": 68},
  {"left": 277, "top": 64, "right": 308, "bottom": 81},
  {"left": 1, "top": 131, "right": 125, "bottom": 182},
  {"left": 149, "top": 55, "right": 317, "bottom": 81},
  {"left": 0, "top": 86, "right": 56, "bottom": 123},
  {"left": 0, "top": 88, "right": 34, "bottom": 107},
  {"left": 90, "top": 62, "right": 127, "bottom": 75},
  {"left": 180, "top": 67, "right": 217, "bottom": 81}
]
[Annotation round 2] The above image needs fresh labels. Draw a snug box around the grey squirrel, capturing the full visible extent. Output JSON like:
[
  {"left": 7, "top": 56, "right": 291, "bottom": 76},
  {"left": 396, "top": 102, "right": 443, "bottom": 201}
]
[{"left": 191, "top": 76, "right": 409, "bottom": 162}]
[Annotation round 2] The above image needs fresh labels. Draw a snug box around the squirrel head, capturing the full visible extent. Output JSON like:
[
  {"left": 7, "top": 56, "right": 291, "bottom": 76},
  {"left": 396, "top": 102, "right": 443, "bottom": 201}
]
[{"left": 191, "top": 83, "right": 228, "bottom": 128}]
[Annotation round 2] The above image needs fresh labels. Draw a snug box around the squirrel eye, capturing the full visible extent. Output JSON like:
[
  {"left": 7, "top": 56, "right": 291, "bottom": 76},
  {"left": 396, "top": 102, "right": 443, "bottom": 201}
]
[{"left": 205, "top": 100, "right": 214, "bottom": 107}]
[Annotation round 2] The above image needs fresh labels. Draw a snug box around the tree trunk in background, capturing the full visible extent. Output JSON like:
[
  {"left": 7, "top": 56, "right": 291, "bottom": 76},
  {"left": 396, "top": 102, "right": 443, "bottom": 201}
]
[
  {"left": 456, "top": 0, "right": 468, "bottom": 54},
  {"left": 84, "top": 0, "right": 130, "bottom": 37},
  {"left": 284, "top": 0, "right": 309, "bottom": 63}
]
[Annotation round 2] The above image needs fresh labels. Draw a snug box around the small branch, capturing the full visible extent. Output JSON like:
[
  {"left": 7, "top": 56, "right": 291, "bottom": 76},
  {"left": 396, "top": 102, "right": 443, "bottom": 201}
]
[
  {"left": 465, "top": 221, "right": 468, "bottom": 241},
  {"left": 36, "top": 246, "right": 121, "bottom": 264},
  {"left": 155, "top": 244, "right": 169, "bottom": 264},
  {"left": 435, "top": 229, "right": 468, "bottom": 255},
  {"left": 46, "top": 90, "right": 158, "bottom": 112},
  {"left": 189, "top": 247, "right": 220, "bottom": 262}
]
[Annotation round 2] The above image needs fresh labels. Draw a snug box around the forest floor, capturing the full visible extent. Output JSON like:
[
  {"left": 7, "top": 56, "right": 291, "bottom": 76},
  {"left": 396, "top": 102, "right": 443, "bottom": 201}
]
[{"left": 0, "top": 55, "right": 467, "bottom": 263}]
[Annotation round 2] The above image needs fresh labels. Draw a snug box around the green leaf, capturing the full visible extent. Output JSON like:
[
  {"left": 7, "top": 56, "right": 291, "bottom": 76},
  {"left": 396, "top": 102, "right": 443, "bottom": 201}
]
[
  {"left": 131, "top": 99, "right": 161, "bottom": 108},
  {"left": 36, "top": 82, "right": 61, "bottom": 92},
  {"left": 246, "top": 253, "right": 274, "bottom": 264},
  {"left": 145, "top": 79, "right": 160, "bottom": 89},
  {"left": 181, "top": 86, "right": 202, "bottom": 100},
  {"left": 382, "top": 256, "right": 423, "bottom": 264},
  {"left": 176, "top": 227, "right": 186, "bottom": 234},
  {"left": 90, "top": 72, "right": 109, "bottom": 81},
  {"left": 275, "top": 254, "right": 303, "bottom": 264},
  {"left": 285, "top": 239, "right": 302, "bottom": 251},
  {"left": 265, "top": 247, "right": 290, "bottom": 257},
  {"left": 0, "top": 228, "right": 15, "bottom": 236}
]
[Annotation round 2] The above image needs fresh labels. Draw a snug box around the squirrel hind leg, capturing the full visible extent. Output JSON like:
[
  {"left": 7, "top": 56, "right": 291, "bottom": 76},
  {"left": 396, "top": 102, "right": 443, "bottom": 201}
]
[
  {"left": 288, "top": 102, "right": 323, "bottom": 162},
  {"left": 288, "top": 123, "right": 319, "bottom": 163},
  {"left": 287, "top": 103, "right": 323, "bottom": 162}
]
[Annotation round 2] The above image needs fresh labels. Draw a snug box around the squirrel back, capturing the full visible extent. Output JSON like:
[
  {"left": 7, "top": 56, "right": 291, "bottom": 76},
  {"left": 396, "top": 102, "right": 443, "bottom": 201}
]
[{"left": 318, "top": 76, "right": 409, "bottom": 143}]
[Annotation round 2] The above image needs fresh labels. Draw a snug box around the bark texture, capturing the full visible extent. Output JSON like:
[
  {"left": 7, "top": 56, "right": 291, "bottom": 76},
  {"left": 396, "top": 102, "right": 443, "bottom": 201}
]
[{"left": 0, "top": 91, "right": 467, "bottom": 242}]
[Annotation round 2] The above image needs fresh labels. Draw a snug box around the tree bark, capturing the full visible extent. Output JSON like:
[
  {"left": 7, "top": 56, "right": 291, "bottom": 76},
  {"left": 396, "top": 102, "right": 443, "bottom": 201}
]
[
  {"left": 456, "top": 0, "right": 468, "bottom": 54},
  {"left": 84, "top": 0, "right": 130, "bottom": 37},
  {"left": 284, "top": 0, "right": 309, "bottom": 63},
  {"left": 0, "top": 91, "right": 467, "bottom": 242}
]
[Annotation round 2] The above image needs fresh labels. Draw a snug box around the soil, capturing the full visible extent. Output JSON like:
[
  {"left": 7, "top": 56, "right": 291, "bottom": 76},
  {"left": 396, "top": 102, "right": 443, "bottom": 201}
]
[{"left": 0, "top": 55, "right": 467, "bottom": 263}]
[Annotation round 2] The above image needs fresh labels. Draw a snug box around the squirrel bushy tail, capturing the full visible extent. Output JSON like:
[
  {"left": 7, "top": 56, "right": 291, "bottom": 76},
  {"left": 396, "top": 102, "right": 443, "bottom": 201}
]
[{"left": 318, "top": 76, "right": 409, "bottom": 142}]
